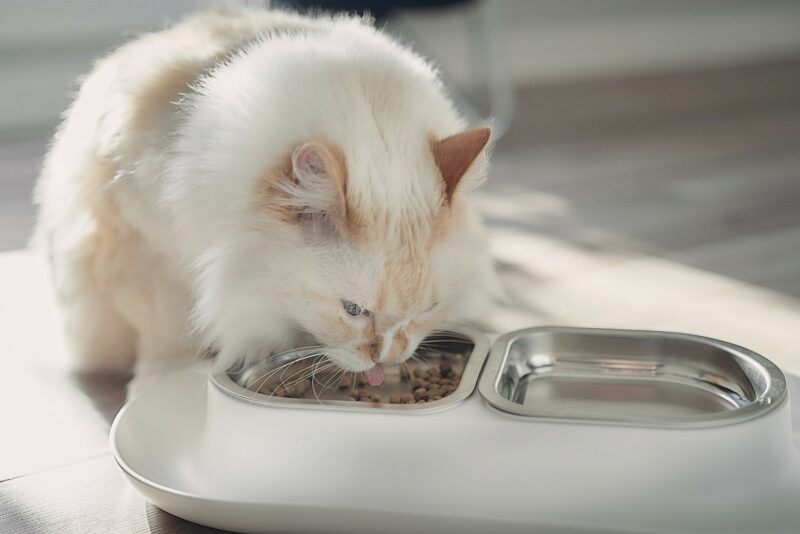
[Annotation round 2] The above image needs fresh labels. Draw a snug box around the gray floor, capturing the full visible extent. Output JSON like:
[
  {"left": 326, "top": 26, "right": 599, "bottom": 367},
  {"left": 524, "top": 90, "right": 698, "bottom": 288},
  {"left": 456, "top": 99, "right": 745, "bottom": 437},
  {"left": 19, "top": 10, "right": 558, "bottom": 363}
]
[
  {"left": 490, "top": 55, "right": 800, "bottom": 297},
  {"left": 4, "top": 54, "right": 799, "bottom": 296}
]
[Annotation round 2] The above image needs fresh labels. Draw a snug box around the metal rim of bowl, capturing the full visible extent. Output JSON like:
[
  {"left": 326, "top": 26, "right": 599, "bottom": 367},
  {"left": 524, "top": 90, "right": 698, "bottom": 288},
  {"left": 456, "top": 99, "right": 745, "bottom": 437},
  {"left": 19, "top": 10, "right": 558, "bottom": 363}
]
[
  {"left": 210, "top": 327, "right": 491, "bottom": 415},
  {"left": 477, "top": 326, "right": 788, "bottom": 428}
]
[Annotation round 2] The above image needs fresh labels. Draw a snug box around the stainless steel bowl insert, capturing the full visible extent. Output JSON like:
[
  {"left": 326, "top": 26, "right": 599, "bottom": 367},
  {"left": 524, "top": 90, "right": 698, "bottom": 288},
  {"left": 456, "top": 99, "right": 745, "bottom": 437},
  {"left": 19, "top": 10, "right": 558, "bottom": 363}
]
[
  {"left": 211, "top": 329, "right": 489, "bottom": 413},
  {"left": 478, "top": 326, "right": 787, "bottom": 427}
]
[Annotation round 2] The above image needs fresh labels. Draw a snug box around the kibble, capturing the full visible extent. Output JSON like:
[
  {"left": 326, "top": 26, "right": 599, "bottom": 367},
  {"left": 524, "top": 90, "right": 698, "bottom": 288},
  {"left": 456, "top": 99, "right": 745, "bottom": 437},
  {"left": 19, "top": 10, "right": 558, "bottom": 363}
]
[
  {"left": 440, "top": 360, "right": 452, "bottom": 376},
  {"left": 256, "top": 360, "right": 461, "bottom": 405},
  {"left": 400, "top": 366, "right": 411, "bottom": 383}
]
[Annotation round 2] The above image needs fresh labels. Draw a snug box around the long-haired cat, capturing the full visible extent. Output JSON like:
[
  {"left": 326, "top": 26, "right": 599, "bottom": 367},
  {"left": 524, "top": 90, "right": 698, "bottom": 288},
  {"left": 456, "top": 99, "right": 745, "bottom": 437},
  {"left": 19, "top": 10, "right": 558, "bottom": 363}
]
[{"left": 33, "top": 8, "right": 499, "bottom": 394}]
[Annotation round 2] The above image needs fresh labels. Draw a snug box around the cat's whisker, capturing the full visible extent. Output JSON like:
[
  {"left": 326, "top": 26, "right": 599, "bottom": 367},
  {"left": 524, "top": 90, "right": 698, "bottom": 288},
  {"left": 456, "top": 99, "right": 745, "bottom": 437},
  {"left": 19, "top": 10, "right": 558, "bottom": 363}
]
[
  {"left": 276, "top": 355, "right": 330, "bottom": 393},
  {"left": 276, "top": 361, "right": 331, "bottom": 392},
  {"left": 317, "top": 368, "right": 345, "bottom": 397},
  {"left": 250, "top": 351, "right": 325, "bottom": 388},
  {"left": 310, "top": 355, "right": 335, "bottom": 405},
  {"left": 294, "top": 358, "right": 336, "bottom": 386},
  {"left": 418, "top": 338, "right": 464, "bottom": 345},
  {"left": 247, "top": 361, "right": 299, "bottom": 400},
  {"left": 419, "top": 335, "right": 467, "bottom": 346},
  {"left": 260, "top": 345, "right": 325, "bottom": 363},
  {"left": 248, "top": 349, "right": 325, "bottom": 383},
  {"left": 422, "top": 332, "right": 467, "bottom": 343},
  {"left": 425, "top": 330, "right": 464, "bottom": 338},
  {"left": 275, "top": 353, "right": 327, "bottom": 390},
  {"left": 248, "top": 350, "right": 327, "bottom": 398},
  {"left": 417, "top": 339, "right": 465, "bottom": 347},
  {"left": 411, "top": 352, "right": 433, "bottom": 367},
  {"left": 318, "top": 373, "right": 341, "bottom": 402},
  {"left": 320, "top": 368, "right": 344, "bottom": 389}
]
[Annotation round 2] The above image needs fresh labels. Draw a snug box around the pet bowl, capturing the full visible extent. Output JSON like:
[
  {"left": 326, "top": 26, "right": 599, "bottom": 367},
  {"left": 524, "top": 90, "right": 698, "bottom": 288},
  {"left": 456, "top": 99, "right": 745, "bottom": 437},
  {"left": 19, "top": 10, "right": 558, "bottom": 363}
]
[
  {"left": 211, "top": 331, "right": 485, "bottom": 413},
  {"left": 111, "top": 327, "right": 800, "bottom": 533},
  {"left": 479, "top": 327, "right": 785, "bottom": 427}
]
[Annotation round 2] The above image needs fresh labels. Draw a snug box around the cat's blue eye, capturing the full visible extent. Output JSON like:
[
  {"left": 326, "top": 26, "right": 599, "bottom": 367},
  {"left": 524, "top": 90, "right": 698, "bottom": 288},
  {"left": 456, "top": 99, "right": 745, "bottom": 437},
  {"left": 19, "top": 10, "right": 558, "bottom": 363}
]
[{"left": 342, "top": 300, "right": 362, "bottom": 316}]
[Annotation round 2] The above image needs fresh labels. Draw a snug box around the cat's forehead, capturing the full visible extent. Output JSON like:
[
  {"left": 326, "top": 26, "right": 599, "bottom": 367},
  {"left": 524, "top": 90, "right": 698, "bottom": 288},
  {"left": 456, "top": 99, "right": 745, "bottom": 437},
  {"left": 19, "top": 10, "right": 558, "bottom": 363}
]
[
  {"left": 345, "top": 142, "right": 442, "bottom": 209},
  {"left": 342, "top": 166, "right": 450, "bottom": 248},
  {"left": 336, "top": 127, "right": 484, "bottom": 245}
]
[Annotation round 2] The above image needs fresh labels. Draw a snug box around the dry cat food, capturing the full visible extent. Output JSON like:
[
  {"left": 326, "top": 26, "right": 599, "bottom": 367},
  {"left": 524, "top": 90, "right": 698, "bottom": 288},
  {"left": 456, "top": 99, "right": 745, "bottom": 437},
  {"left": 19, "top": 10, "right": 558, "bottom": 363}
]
[{"left": 254, "top": 359, "right": 462, "bottom": 405}]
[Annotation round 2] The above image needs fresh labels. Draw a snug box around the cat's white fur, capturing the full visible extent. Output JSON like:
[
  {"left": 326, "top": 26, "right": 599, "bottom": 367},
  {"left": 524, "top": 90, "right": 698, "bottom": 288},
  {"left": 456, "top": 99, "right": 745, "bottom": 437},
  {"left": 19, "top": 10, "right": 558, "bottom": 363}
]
[{"left": 33, "top": 8, "right": 499, "bottom": 394}]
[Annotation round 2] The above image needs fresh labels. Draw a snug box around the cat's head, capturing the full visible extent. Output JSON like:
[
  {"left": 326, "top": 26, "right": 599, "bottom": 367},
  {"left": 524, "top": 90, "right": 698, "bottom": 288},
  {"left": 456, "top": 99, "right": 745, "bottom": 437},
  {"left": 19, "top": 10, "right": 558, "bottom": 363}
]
[
  {"left": 168, "top": 18, "right": 498, "bottom": 380},
  {"left": 262, "top": 128, "right": 493, "bottom": 382}
]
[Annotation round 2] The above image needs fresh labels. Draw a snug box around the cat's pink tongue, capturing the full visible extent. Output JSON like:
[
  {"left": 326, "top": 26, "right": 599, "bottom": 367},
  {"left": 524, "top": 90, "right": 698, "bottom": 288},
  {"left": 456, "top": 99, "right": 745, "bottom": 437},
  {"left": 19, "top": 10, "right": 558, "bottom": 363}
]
[{"left": 363, "top": 364, "right": 385, "bottom": 386}]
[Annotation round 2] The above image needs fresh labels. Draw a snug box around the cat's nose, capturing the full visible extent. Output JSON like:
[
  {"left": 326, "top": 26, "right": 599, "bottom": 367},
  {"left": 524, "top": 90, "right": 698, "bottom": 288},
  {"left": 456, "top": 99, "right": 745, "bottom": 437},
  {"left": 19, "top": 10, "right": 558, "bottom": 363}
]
[
  {"left": 369, "top": 341, "right": 381, "bottom": 362},
  {"left": 358, "top": 337, "right": 384, "bottom": 363}
]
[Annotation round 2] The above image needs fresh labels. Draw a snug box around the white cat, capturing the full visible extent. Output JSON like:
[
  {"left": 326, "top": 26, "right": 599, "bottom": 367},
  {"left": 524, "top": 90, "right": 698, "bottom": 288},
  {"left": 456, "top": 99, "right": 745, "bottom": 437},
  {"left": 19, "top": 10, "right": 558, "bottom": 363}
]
[{"left": 33, "top": 8, "right": 499, "bottom": 394}]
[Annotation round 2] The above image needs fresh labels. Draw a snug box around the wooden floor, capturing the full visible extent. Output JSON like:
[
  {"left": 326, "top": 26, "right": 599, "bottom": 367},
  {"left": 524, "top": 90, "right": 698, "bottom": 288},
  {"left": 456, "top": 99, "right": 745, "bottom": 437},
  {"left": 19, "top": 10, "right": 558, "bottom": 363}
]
[
  {"left": 2, "top": 56, "right": 800, "bottom": 532},
  {"left": 492, "top": 54, "right": 800, "bottom": 297}
]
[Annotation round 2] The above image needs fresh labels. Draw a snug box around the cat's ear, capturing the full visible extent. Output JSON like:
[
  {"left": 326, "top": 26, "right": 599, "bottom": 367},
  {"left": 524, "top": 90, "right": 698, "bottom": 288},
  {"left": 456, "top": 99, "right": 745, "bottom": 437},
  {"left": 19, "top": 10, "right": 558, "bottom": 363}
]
[
  {"left": 431, "top": 127, "right": 492, "bottom": 203},
  {"left": 272, "top": 140, "right": 349, "bottom": 237},
  {"left": 292, "top": 141, "right": 347, "bottom": 203},
  {"left": 287, "top": 140, "right": 348, "bottom": 217}
]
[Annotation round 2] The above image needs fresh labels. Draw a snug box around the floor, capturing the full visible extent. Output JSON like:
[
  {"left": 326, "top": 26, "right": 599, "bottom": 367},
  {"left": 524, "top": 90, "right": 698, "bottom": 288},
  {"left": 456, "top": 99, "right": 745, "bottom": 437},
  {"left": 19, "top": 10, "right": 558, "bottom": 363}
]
[
  {"left": 494, "top": 54, "right": 800, "bottom": 297},
  {"left": 2, "top": 52, "right": 800, "bottom": 533}
]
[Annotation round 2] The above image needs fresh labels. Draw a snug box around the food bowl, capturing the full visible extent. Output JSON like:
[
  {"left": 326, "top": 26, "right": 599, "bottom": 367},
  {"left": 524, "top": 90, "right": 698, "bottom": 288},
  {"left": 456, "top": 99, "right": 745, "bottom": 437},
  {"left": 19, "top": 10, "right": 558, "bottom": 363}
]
[
  {"left": 478, "top": 327, "right": 786, "bottom": 427},
  {"left": 211, "top": 331, "right": 486, "bottom": 413},
  {"left": 111, "top": 326, "right": 800, "bottom": 533}
]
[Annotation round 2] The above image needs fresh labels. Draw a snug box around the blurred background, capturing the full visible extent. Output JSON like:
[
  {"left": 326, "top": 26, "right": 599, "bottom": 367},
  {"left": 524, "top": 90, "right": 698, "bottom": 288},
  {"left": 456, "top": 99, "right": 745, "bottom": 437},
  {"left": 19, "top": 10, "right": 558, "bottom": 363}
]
[{"left": 2, "top": 0, "right": 800, "bottom": 295}]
